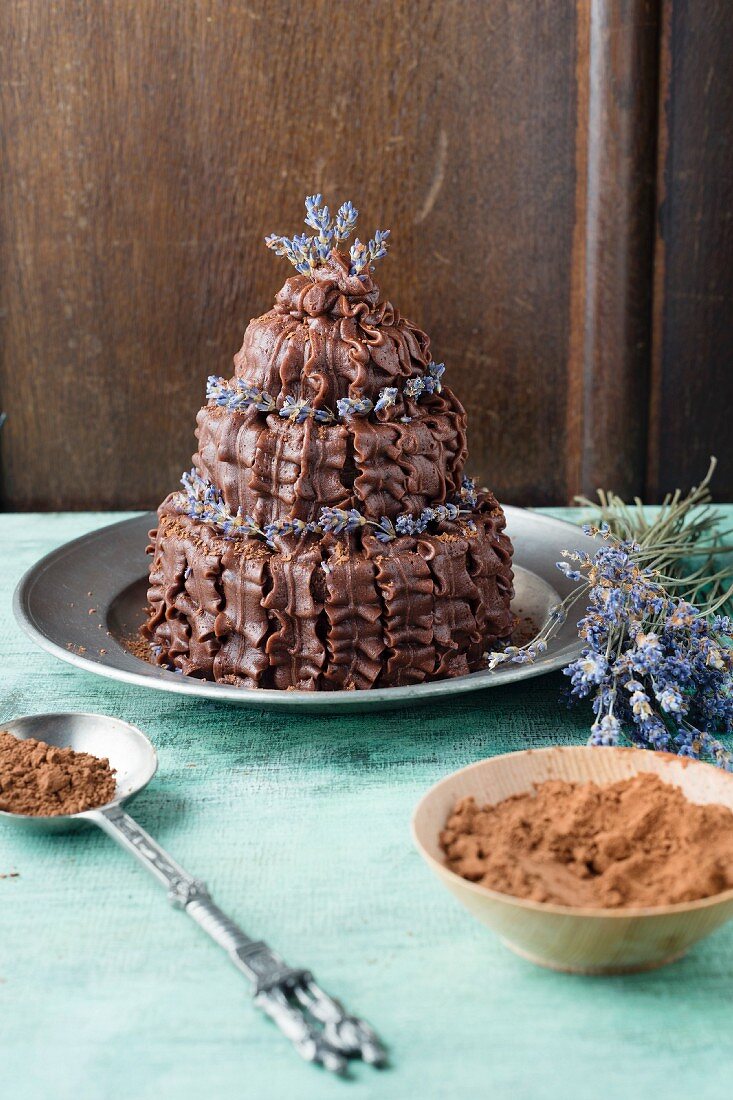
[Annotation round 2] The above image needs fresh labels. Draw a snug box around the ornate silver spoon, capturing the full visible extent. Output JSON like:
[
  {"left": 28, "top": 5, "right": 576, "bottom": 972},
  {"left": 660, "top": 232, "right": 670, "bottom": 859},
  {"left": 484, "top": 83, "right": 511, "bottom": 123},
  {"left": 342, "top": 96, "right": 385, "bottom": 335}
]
[{"left": 0, "top": 712, "right": 386, "bottom": 1075}]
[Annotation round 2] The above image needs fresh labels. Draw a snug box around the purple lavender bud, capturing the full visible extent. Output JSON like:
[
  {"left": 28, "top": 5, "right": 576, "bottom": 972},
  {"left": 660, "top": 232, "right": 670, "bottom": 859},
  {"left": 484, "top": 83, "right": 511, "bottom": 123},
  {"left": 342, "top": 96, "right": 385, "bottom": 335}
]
[
  {"left": 262, "top": 522, "right": 281, "bottom": 547},
  {"left": 349, "top": 238, "right": 368, "bottom": 275},
  {"left": 334, "top": 201, "right": 358, "bottom": 243},
  {"left": 318, "top": 507, "right": 348, "bottom": 534},
  {"left": 460, "top": 475, "right": 478, "bottom": 507},
  {"left": 404, "top": 377, "right": 426, "bottom": 400},
  {"left": 374, "top": 517, "right": 397, "bottom": 543},
  {"left": 336, "top": 395, "right": 373, "bottom": 419},
  {"left": 374, "top": 387, "right": 398, "bottom": 413},
  {"left": 427, "top": 361, "right": 445, "bottom": 392},
  {"left": 415, "top": 509, "right": 434, "bottom": 533},
  {"left": 556, "top": 561, "right": 582, "bottom": 581}
]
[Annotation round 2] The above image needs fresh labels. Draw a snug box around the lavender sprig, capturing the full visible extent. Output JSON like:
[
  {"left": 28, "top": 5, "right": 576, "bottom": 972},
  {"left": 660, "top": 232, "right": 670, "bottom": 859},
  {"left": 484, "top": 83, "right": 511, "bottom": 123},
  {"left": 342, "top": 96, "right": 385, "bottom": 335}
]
[
  {"left": 333, "top": 201, "right": 358, "bottom": 244},
  {"left": 318, "top": 500, "right": 469, "bottom": 543},
  {"left": 374, "top": 516, "right": 398, "bottom": 544},
  {"left": 459, "top": 475, "right": 478, "bottom": 508},
  {"left": 180, "top": 469, "right": 269, "bottom": 541},
  {"left": 403, "top": 362, "right": 444, "bottom": 400},
  {"left": 264, "top": 232, "right": 318, "bottom": 275},
  {"left": 278, "top": 395, "right": 336, "bottom": 425},
  {"left": 373, "top": 388, "right": 398, "bottom": 413},
  {"left": 403, "top": 377, "right": 426, "bottom": 400},
  {"left": 304, "top": 193, "right": 331, "bottom": 236},
  {"left": 304, "top": 194, "right": 334, "bottom": 261},
  {"left": 487, "top": 459, "right": 733, "bottom": 770},
  {"left": 318, "top": 507, "right": 368, "bottom": 535},
  {"left": 179, "top": 470, "right": 324, "bottom": 548},
  {"left": 349, "top": 230, "right": 391, "bottom": 276},
  {"left": 266, "top": 195, "right": 389, "bottom": 277},
  {"left": 207, "top": 376, "right": 277, "bottom": 414},
  {"left": 177, "top": 471, "right": 477, "bottom": 549},
  {"left": 336, "top": 395, "right": 374, "bottom": 419},
  {"left": 426, "top": 360, "right": 445, "bottom": 394}
]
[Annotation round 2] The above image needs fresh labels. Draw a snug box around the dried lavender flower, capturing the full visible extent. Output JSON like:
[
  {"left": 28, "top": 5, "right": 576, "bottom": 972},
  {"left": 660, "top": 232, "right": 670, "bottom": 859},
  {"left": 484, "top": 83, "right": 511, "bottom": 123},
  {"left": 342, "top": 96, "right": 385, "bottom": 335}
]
[
  {"left": 459, "top": 476, "right": 478, "bottom": 508},
  {"left": 404, "top": 377, "right": 426, "bottom": 400},
  {"left": 304, "top": 194, "right": 334, "bottom": 260},
  {"left": 278, "top": 395, "right": 336, "bottom": 425},
  {"left": 265, "top": 232, "right": 316, "bottom": 275},
  {"left": 318, "top": 507, "right": 368, "bottom": 535},
  {"left": 374, "top": 387, "right": 398, "bottom": 413},
  {"left": 425, "top": 361, "right": 445, "bottom": 393},
  {"left": 336, "top": 395, "right": 374, "bottom": 419},
  {"left": 333, "top": 201, "right": 358, "bottom": 243},
  {"left": 373, "top": 516, "right": 397, "bottom": 544},
  {"left": 486, "top": 459, "right": 733, "bottom": 769},
  {"left": 266, "top": 195, "right": 389, "bottom": 278},
  {"left": 207, "top": 376, "right": 276, "bottom": 414},
  {"left": 349, "top": 229, "right": 390, "bottom": 276}
]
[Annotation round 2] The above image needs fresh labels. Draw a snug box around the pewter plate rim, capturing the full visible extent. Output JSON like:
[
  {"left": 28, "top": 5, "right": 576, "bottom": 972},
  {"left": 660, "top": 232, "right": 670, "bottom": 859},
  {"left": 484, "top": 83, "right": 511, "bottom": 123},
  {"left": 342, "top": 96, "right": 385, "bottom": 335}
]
[{"left": 13, "top": 508, "right": 596, "bottom": 713}]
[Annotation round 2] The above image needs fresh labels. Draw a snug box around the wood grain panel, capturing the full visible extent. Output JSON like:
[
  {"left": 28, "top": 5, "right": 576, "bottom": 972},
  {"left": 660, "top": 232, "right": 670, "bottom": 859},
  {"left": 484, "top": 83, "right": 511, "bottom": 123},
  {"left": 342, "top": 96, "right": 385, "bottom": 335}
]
[
  {"left": 648, "top": 0, "right": 733, "bottom": 501},
  {"left": 1, "top": 1, "right": 727, "bottom": 511},
  {"left": 567, "top": 0, "right": 660, "bottom": 499},
  {"left": 0, "top": 0, "right": 580, "bottom": 509}
]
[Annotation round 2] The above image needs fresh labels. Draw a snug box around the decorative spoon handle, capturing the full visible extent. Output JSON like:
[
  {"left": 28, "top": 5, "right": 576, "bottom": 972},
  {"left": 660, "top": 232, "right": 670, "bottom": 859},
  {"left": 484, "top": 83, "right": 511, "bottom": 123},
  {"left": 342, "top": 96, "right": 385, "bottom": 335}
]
[{"left": 93, "top": 805, "right": 385, "bottom": 1074}]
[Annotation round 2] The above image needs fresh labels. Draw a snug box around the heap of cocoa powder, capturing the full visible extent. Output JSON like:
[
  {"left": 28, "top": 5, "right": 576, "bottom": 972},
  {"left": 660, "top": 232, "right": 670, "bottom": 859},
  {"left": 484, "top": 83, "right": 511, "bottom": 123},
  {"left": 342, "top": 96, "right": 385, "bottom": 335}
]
[
  {"left": 440, "top": 773, "right": 733, "bottom": 908},
  {"left": 0, "top": 731, "right": 116, "bottom": 816}
]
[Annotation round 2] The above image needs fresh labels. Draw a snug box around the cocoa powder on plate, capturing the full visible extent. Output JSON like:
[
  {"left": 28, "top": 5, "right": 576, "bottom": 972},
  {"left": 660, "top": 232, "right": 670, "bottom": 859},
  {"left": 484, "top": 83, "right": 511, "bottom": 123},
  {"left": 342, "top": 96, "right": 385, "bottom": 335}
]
[
  {"left": 440, "top": 772, "right": 733, "bottom": 908},
  {"left": 0, "top": 731, "right": 116, "bottom": 816}
]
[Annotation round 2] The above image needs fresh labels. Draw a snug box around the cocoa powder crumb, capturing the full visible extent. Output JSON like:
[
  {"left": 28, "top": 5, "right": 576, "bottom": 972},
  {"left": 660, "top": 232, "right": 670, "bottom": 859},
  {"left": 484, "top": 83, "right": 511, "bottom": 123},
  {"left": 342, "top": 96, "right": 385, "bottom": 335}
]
[
  {"left": 124, "top": 632, "right": 151, "bottom": 661},
  {"left": 440, "top": 773, "right": 733, "bottom": 908},
  {"left": 0, "top": 731, "right": 117, "bottom": 817}
]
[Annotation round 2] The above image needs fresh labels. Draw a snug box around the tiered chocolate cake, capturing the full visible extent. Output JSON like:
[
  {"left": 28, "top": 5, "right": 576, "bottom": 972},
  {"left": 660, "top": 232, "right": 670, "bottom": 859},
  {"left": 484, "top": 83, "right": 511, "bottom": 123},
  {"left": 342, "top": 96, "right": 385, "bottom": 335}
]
[{"left": 144, "top": 197, "right": 514, "bottom": 690}]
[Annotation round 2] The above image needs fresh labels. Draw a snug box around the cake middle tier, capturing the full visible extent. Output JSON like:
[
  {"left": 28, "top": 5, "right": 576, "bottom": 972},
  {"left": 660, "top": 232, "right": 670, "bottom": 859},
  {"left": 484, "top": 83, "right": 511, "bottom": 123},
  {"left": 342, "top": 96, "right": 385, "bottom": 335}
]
[
  {"left": 194, "top": 388, "right": 468, "bottom": 525},
  {"left": 144, "top": 490, "right": 515, "bottom": 690}
]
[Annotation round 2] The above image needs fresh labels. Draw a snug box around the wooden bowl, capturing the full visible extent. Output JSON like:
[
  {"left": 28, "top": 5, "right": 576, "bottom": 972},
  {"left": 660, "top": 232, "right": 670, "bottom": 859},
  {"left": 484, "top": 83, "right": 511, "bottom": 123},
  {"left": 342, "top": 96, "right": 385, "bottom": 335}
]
[{"left": 411, "top": 746, "right": 733, "bottom": 974}]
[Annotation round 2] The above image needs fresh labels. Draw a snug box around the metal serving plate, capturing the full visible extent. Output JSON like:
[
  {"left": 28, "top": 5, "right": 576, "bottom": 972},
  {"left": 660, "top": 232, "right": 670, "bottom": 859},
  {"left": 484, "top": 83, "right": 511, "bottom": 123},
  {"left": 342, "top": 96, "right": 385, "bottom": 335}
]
[{"left": 13, "top": 508, "right": 596, "bottom": 713}]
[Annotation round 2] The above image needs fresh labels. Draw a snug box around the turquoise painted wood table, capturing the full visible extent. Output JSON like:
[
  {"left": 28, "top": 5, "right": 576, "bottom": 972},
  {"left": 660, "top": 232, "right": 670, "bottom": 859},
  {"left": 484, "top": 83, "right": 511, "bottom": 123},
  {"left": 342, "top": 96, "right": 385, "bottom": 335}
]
[{"left": 2, "top": 510, "right": 733, "bottom": 1100}]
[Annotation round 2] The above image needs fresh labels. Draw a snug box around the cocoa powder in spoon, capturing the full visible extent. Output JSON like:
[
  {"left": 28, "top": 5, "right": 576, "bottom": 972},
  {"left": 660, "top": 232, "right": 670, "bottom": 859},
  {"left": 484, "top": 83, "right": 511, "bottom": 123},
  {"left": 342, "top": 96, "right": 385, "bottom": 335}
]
[
  {"left": 0, "top": 731, "right": 116, "bottom": 816},
  {"left": 440, "top": 772, "right": 733, "bottom": 908}
]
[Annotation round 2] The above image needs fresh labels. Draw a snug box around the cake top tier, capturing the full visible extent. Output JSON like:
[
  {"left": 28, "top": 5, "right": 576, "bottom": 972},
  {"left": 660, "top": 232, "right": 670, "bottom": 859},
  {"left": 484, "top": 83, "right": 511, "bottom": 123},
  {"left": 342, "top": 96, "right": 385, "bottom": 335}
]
[
  {"left": 265, "top": 195, "right": 389, "bottom": 277},
  {"left": 266, "top": 193, "right": 390, "bottom": 321},
  {"left": 228, "top": 194, "right": 449, "bottom": 412},
  {"left": 273, "top": 250, "right": 382, "bottom": 321}
]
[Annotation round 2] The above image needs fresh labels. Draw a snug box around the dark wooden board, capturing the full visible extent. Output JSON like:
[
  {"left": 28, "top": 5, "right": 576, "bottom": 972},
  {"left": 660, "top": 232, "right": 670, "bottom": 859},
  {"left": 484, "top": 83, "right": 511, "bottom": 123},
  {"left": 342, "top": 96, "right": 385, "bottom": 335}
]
[
  {"left": 0, "top": 1, "right": 730, "bottom": 509},
  {"left": 567, "top": 0, "right": 660, "bottom": 500},
  {"left": 648, "top": 0, "right": 733, "bottom": 502}
]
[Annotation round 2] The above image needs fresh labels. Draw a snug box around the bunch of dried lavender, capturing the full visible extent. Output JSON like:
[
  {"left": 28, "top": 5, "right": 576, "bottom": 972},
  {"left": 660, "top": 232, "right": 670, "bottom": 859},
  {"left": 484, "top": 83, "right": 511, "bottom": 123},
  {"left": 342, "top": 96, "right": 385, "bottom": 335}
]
[
  {"left": 489, "top": 459, "right": 733, "bottom": 768},
  {"left": 265, "top": 194, "right": 389, "bottom": 277}
]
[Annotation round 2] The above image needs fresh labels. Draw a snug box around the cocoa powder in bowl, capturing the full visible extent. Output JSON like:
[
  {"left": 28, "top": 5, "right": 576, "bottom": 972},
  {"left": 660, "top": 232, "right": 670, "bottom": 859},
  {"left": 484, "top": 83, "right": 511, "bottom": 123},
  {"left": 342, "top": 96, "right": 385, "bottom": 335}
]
[
  {"left": 440, "top": 772, "right": 733, "bottom": 908},
  {"left": 0, "top": 730, "right": 117, "bottom": 816}
]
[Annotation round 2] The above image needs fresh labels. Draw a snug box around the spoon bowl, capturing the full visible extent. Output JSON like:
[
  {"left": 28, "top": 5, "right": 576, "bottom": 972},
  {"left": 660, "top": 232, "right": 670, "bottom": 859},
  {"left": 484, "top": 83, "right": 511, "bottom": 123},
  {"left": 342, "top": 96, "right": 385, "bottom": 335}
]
[{"left": 0, "top": 711, "right": 157, "bottom": 833}]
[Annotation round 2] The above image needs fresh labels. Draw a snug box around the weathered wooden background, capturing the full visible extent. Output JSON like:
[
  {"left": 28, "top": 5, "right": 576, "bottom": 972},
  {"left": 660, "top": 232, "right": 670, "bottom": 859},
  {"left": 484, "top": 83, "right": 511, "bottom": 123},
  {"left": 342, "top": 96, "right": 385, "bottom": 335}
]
[{"left": 0, "top": 0, "right": 730, "bottom": 509}]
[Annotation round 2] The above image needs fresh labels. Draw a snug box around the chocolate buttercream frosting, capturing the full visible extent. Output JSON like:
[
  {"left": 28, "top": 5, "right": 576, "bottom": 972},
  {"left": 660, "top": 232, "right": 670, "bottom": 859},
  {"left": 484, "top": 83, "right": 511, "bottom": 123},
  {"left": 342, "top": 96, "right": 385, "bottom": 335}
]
[{"left": 144, "top": 234, "right": 514, "bottom": 690}]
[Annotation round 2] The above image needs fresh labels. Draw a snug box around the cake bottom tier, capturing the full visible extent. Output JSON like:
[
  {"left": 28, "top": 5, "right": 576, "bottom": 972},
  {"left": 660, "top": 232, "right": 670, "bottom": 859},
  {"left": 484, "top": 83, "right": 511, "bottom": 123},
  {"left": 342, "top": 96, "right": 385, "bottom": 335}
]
[{"left": 143, "top": 496, "right": 514, "bottom": 690}]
